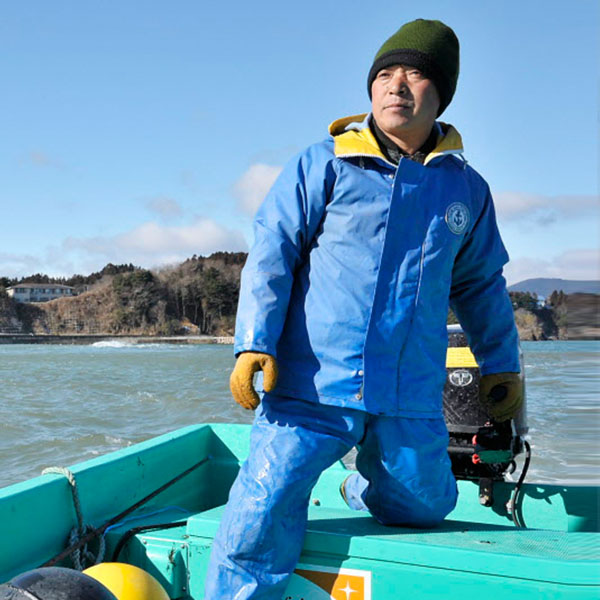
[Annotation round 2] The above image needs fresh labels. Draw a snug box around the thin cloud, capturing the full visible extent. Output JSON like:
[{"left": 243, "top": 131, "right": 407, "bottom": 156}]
[
  {"left": 180, "top": 170, "right": 199, "bottom": 194},
  {"left": 234, "top": 164, "right": 282, "bottom": 216},
  {"left": 0, "top": 249, "right": 79, "bottom": 279},
  {"left": 61, "top": 218, "right": 248, "bottom": 268},
  {"left": 494, "top": 192, "right": 598, "bottom": 225},
  {"left": 20, "top": 151, "right": 64, "bottom": 169},
  {"left": 2, "top": 219, "right": 249, "bottom": 279},
  {"left": 0, "top": 252, "right": 44, "bottom": 278},
  {"left": 144, "top": 196, "right": 183, "bottom": 219},
  {"left": 504, "top": 248, "right": 600, "bottom": 285}
]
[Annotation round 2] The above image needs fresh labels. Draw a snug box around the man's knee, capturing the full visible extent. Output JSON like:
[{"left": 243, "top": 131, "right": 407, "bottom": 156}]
[
  {"left": 368, "top": 481, "right": 458, "bottom": 528},
  {"left": 373, "top": 496, "right": 456, "bottom": 528}
]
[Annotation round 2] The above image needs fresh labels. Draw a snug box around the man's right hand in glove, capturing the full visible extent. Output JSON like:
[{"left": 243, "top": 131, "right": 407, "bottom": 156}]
[{"left": 230, "top": 351, "right": 278, "bottom": 410}]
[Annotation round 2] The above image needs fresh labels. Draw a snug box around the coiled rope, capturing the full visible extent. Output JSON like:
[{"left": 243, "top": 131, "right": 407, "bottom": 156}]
[
  {"left": 42, "top": 455, "right": 210, "bottom": 569},
  {"left": 41, "top": 466, "right": 105, "bottom": 570}
]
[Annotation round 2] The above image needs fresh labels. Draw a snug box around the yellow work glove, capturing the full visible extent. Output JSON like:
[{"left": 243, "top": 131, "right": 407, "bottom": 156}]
[
  {"left": 479, "top": 372, "right": 523, "bottom": 422},
  {"left": 230, "top": 351, "right": 278, "bottom": 410}
]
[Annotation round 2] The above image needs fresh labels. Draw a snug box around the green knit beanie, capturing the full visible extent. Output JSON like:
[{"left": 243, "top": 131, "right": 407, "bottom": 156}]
[{"left": 367, "top": 19, "right": 460, "bottom": 116}]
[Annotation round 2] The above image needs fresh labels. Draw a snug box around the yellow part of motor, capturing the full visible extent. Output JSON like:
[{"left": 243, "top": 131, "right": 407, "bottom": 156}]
[
  {"left": 446, "top": 346, "right": 478, "bottom": 368},
  {"left": 83, "top": 563, "right": 169, "bottom": 600}
]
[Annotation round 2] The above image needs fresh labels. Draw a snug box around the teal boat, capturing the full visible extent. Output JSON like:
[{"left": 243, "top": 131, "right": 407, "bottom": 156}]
[{"left": 0, "top": 421, "right": 598, "bottom": 599}]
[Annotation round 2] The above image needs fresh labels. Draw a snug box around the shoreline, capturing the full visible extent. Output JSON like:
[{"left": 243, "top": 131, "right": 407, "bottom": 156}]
[
  {"left": 0, "top": 334, "right": 234, "bottom": 345},
  {"left": 0, "top": 334, "right": 597, "bottom": 345}
]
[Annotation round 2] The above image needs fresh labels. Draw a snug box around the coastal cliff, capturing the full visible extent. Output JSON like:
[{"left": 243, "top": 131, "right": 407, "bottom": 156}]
[{"left": 511, "top": 291, "right": 598, "bottom": 340}]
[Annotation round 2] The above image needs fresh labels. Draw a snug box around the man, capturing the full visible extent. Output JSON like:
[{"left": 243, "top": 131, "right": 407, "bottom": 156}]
[{"left": 204, "top": 18, "right": 522, "bottom": 599}]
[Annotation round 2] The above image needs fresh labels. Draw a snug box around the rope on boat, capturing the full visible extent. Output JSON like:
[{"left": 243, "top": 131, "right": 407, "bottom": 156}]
[
  {"left": 41, "top": 467, "right": 106, "bottom": 570},
  {"left": 41, "top": 455, "right": 210, "bottom": 569}
]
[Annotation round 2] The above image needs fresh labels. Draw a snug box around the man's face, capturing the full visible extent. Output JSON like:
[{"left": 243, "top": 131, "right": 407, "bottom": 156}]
[{"left": 371, "top": 64, "right": 440, "bottom": 142}]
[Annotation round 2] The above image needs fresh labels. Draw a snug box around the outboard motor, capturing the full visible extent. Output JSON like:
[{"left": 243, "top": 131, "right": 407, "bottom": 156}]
[{"left": 443, "top": 324, "right": 528, "bottom": 506}]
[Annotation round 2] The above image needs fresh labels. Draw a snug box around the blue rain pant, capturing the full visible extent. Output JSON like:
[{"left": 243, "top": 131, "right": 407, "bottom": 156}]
[{"left": 203, "top": 394, "right": 458, "bottom": 599}]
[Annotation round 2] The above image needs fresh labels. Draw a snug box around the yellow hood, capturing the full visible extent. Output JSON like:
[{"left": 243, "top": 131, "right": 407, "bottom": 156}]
[{"left": 328, "top": 113, "right": 464, "bottom": 166}]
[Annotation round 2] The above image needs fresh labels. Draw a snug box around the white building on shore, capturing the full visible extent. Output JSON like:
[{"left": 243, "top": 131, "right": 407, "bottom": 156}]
[{"left": 6, "top": 284, "right": 75, "bottom": 303}]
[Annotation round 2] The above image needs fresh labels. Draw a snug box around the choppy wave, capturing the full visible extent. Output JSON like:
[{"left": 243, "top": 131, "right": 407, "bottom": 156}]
[{"left": 0, "top": 341, "right": 598, "bottom": 488}]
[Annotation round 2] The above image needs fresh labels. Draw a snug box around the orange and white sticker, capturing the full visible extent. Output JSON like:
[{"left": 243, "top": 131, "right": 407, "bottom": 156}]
[{"left": 284, "top": 564, "right": 372, "bottom": 600}]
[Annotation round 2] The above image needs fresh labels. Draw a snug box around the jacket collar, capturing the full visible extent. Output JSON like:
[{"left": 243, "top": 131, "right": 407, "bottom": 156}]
[{"left": 328, "top": 113, "right": 464, "bottom": 166}]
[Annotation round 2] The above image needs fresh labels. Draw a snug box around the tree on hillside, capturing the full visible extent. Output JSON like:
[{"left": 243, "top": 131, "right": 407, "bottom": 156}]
[
  {"left": 66, "top": 263, "right": 138, "bottom": 287},
  {"left": 547, "top": 289, "right": 567, "bottom": 330},
  {"left": 206, "top": 251, "right": 247, "bottom": 266},
  {"left": 509, "top": 291, "right": 538, "bottom": 311},
  {"left": 199, "top": 267, "right": 239, "bottom": 333},
  {"left": 160, "top": 262, "right": 239, "bottom": 334},
  {"left": 20, "top": 273, "right": 61, "bottom": 284},
  {"left": 547, "top": 290, "right": 566, "bottom": 307},
  {"left": 0, "top": 277, "right": 16, "bottom": 289},
  {"left": 111, "top": 269, "right": 170, "bottom": 332}
]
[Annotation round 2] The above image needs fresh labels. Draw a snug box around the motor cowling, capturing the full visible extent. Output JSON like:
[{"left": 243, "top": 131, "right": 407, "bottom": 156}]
[{"left": 443, "top": 324, "right": 528, "bottom": 482}]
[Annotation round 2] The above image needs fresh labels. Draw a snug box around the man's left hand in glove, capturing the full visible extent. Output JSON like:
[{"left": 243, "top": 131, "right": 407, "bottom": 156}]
[{"left": 479, "top": 372, "right": 523, "bottom": 422}]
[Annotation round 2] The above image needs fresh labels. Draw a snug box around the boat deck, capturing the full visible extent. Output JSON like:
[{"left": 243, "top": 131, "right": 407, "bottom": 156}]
[{"left": 104, "top": 494, "right": 599, "bottom": 598}]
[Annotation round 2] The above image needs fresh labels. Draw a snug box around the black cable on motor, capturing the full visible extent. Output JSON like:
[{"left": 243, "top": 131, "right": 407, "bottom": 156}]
[
  {"left": 112, "top": 520, "right": 188, "bottom": 561},
  {"left": 509, "top": 440, "right": 531, "bottom": 528}
]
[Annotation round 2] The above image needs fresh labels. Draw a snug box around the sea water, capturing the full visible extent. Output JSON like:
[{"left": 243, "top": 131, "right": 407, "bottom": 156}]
[{"left": 0, "top": 341, "right": 598, "bottom": 488}]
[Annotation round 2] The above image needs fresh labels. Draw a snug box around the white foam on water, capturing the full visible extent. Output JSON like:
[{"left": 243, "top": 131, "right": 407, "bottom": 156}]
[
  {"left": 104, "top": 435, "right": 132, "bottom": 446},
  {"left": 91, "top": 341, "right": 165, "bottom": 349},
  {"left": 92, "top": 340, "right": 134, "bottom": 348},
  {"left": 133, "top": 344, "right": 163, "bottom": 348},
  {"left": 136, "top": 391, "right": 159, "bottom": 402}
]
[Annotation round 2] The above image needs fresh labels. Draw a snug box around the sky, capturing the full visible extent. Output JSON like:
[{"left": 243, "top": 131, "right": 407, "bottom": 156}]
[{"left": 1, "top": 1, "right": 598, "bottom": 285}]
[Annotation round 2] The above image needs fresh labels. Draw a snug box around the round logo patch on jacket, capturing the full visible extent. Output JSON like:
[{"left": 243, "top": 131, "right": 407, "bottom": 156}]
[{"left": 445, "top": 202, "right": 470, "bottom": 235}]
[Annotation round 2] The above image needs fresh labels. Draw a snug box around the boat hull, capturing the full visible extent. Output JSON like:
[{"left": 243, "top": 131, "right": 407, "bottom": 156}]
[{"left": 1, "top": 423, "right": 598, "bottom": 599}]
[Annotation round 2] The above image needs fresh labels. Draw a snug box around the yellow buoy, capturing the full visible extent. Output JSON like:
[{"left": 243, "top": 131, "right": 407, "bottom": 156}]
[{"left": 83, "top": 563, "right": 169, "bottom": 600}]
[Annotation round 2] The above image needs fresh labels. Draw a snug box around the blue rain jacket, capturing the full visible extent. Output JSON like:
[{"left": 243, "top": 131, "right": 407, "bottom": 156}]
[{"left": 234, "top": 114, "right": 520, "bottom": 417}]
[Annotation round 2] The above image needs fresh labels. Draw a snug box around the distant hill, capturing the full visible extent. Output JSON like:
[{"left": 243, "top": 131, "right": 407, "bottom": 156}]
[{"left": 508, "top": 278, "right": 600, "bottom": 296}]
